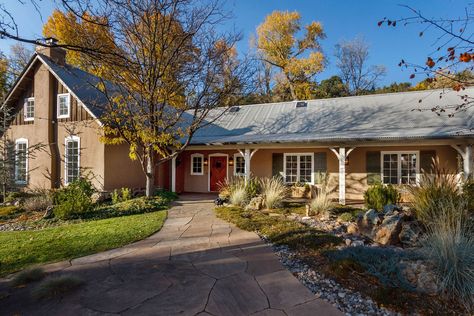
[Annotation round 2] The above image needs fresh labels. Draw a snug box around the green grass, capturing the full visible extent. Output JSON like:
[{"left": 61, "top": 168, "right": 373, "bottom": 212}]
[
  {"left": 0, "top": 210, "right": 167, "bottom": 276},
  {"left": 215, "top": 206, "right": 342, "bottom": 251}
]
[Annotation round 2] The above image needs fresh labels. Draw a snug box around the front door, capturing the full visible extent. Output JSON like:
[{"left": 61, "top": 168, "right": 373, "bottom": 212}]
[{"left": 210, "top": 156, "right": 227, "bottom": 191}]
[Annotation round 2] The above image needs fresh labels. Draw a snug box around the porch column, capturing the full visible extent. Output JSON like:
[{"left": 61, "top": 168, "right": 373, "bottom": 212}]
[
  {"left": 171, "top": 156, "right": 176, "bottom": 192},
  {"left": 451, "top": 144, "right": 473, "bottom": 180},
  {"left": 330, "top": 147, "right": 355, "bottom": 205},
  {"left": 238, "top": 148, "right": 259, "bottom": 183}
]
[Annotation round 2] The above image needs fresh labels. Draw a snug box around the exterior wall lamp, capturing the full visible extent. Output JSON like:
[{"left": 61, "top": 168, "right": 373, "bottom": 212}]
[{"left": 229, "top": 157, "right": 234, "bottom": 166}]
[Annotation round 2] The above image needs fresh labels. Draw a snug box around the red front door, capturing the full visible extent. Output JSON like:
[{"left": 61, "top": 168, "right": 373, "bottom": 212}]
[{"left": 210, "top": 156, "right": 227, "bottom": 191}]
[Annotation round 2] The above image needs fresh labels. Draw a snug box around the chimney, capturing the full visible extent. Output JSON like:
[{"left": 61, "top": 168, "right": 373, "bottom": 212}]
[{"left": 36, "top": 37, "right": 66, "bottom": 66}]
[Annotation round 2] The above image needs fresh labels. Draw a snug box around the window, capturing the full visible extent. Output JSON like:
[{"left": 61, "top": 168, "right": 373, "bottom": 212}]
[
  {"left": 57, "top": 93, "right": 70, "bottom": 118},
  {"left": 191, "top": 154, "right": 203, "bottom": 175},
  {"left": 65, "top": 136, "right": 80, "bottom": 184},
  {"left": 234, "top": 154, "right": 245, "bottom": 175},
  {"left": 382, "top": 152, "right": 418, "bottom": 185},
  {"left": 15, "top": 139, "right": 28, "bottom": 184},
  {"left": 284, "top": 153, "right": 313, "bottom": 184},
  {"left": 24, "top": 97, "right": 34, "bottom": 121}
]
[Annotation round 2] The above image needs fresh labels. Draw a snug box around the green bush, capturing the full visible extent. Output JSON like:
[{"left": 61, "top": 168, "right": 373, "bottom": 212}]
[
  {"left": 462, "top": 179, "right": 474, "bottom": 212},
  {"left": 364, "top": 183, "right": 400, "bottom": 211},
  {"left": 337, "top": 212, "right": 354, "bottom": 222},
  {"left": 111, "top": 187, "right": 132, "bottom": 204},
  {"left": 53, "top": 178, "right": 95, "bottom": 219},
  {"left": 245, "top": 177, "right": 261, "bottom": 199}
]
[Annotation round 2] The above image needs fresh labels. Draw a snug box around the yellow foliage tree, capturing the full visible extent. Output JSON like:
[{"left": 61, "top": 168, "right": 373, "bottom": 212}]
[{"left": 256, "top": 11, "right": 325, "bottom": 100}]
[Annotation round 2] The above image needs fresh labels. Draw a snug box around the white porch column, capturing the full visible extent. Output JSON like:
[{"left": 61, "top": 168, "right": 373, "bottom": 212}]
[
  {"left": 238, "top": 148, "right": 259, "bottom": 184},
  {"left": 452, "top": 144, "right": 473, "bottom": 180},
  {"left": 330, "top": 147, "right": 355, "bottom": 205},
  {"left": 171, "top": 156, "right": 176, "bottom": 192}
]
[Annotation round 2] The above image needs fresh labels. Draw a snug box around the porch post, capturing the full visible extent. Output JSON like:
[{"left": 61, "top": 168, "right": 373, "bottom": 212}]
[
  {"left": 451, "top": 144, "right": 473, "bottom": 180},
  {"left": 238, "top": 148, "right": 259, "bottom": 184},
  {"left": 171, "top": 156, "right": 176, "bottom": 192},
  {"left": 330, "top": 147, "right": 355, "bottom": 205}
]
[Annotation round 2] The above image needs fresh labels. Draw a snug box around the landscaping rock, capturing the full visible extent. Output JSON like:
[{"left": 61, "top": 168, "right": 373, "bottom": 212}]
[
  {"left": 351, "top": 240, "right": 364, "bottom": 247},
  {"left": 399, "top": 221, "right": 422, "bottom": 247},
  {"left": 402, "top": 260, "right": 438, "bottom": 294},
  {"left": 357, "top": 209, "right": 380, "bottom": 237},
  {"left": 43, "top": 206, "right": 54, "bottom": 219},
  {"left": 245, "top": 195, "right": 264, "bottom": 211},
  {"left": 374, "top": 214, "right": 403, "bottom": 245},
  {"left": 382, "top": 204, "right": 400, "bottom": 215},
  {"left": 346, "top": 223, "right": 358, "bottom": 235},
  {"left": 364, "top": 209, "right": 380, "bottom": 225}
]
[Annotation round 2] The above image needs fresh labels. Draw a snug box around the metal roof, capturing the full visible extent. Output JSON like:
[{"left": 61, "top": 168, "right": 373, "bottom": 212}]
[{"left": 191, "top": 88, "right": 474, "bottom": 145}]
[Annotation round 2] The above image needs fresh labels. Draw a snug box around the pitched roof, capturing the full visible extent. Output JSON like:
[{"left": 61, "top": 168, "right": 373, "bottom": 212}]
[{"left": 191, "top": 88, "right": 474, "bottom": 145}]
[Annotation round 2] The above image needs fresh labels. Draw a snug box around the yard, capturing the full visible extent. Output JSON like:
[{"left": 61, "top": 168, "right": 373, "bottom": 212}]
[{"left": 0, "top": 182, "right": 176, "bottom": 277}]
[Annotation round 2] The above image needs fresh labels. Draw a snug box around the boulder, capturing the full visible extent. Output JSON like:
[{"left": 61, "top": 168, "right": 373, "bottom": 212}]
[
  {"left": 399, "top": 221, "right": 422, "bottom": 247},
  {"left": 245, "top": 195, "right": 264, "bottom": 211},
  {"left": 364, "top": 209, "right": 381, "bottom": 225},
  {"left": 43, "top": 206, "right": 54, "bottom": 219},
  {"left": 357, "top": 209, "right": 380, "bottom": 237},
  {"left": 402, "top": 260, "right": 438, "bottom": 294},
  {"left": 382, "top": 204, "right": 400, "bottom": 215},
  {"left": 347, "top": 223, "right": 359, "bottom": 235},
  {"left": 374, "top": 214, "right": 403, "bottom": 245}
]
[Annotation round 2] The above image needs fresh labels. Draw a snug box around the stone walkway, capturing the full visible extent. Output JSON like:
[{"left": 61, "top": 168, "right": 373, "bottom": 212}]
[{"left": 0, "top": 195, "right": 342, "bottom": 316}]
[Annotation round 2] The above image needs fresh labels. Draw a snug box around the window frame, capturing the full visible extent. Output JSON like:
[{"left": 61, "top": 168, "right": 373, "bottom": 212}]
[
  {"left": 24, "top": 97, "right": 35, "bottom": 121},
  {"left": 190, "top": 153, "right": 204, "bottom": 175},
  {"left": 380, "top": 151, "right": 420, "bottom": 185},
  {"left": 65, "top": 135, "right": 80, "bottom": 184},
  {"left": 283, "top": 153, "right": 314, "bottom": 185},
  {"left": 233, "top": 153, "right": 245, "bottom": 176},
  {"left": 57, "top": 93, "right": 71, "bottom": 119},
  {"left": 14, "top": 138, "right": 28, "bottom": 184}
]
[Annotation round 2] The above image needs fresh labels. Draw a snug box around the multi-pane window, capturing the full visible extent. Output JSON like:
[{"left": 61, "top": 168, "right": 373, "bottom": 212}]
[
  {"left": 57, "top": 93, "right": 70, "bottom": 118},
  {"left": 15, "top": 139, "right": 28, "bottom": 184},
  {"left": 382, "top": 152, "right": 418, "bottom": 185},
  {"left": 24, "top": 97, "right": 34, "bottom": 121},
  {"left": 234, "top": 155, "right": 245, "bottom": 175},
  {"left": 191, "top": 154, "right": 203, "bottom": 175},
  {"left": 65, "top": 136, "right": 80, "bottom": 184},
  {"left": 284, "top": 154, "right": 313, "bottom": 184}
]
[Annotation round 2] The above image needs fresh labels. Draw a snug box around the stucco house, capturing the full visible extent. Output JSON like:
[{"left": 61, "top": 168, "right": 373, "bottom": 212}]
[{"left": 3, "top": 43, "right": 474, "bottom": 204}]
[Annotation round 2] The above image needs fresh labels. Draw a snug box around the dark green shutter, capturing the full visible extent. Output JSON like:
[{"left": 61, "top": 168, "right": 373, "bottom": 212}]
[
  {"left": 314, "top": 152, "right": 327, "bottom": 184},
  {"left": 420, "top": 150, "right": 436, "bottom": 174},
  {"left": 272, "top": 153, "right": 284, "bottom": 178},
  {"left": 366, "top": 151, "right": 381, "bottom": 185}
]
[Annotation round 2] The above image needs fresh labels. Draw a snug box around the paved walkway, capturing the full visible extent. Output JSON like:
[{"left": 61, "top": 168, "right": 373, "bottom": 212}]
[{"left": 0, "top": 195, "right": 342, "bottom": 316}]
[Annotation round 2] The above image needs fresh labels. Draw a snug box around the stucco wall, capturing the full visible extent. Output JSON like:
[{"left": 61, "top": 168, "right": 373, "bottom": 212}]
[{"left": 103, "top": 143, "right": 146, "bottom": 191}]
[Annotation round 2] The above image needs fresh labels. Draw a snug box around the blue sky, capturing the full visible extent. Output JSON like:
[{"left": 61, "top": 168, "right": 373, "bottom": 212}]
[{"left": 1, "top": 0, "right": 470, "bottom": 86}]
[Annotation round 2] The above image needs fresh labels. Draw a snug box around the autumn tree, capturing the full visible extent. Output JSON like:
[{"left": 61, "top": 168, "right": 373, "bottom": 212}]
[
  {"left": 255, "top": 10, "right": 325, "bottom": 100},
  {"left": 313, "top": 75, "right": 349, "bottom": 99},
  {"left": 334, "top": 37, "right": 386, "bottom": 95},
  {"left": 57, "top": 0, "right": 252, "bottom": 196},
  {"left": 379, "top": 4, "right": 474, "bottom": 114}
]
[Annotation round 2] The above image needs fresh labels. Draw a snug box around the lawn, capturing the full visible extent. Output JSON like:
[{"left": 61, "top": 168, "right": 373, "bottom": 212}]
[{"left": 0, "top": 210, "right": 167, "bottom": 276}]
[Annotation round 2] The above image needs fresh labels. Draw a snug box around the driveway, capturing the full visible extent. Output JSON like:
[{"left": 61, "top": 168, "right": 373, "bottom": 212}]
[{"left": 0, "top": 194, "right": 342, "bottom": 315}]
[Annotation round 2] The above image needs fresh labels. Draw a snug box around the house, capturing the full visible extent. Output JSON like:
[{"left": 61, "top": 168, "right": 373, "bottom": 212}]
[{"left": 3, "top": 42, "right": 474, "bottom": 204}]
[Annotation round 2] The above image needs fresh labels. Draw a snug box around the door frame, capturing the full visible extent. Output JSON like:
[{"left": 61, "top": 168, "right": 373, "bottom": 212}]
[{"left": 208, "top": 153, "right": 228, "bottom": 192}]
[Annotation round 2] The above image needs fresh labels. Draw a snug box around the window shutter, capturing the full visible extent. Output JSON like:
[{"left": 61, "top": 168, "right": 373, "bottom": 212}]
[
  {"left": 272, "top": 153, "right": 284, "bottom": 178},
  {"left": 420, "top": 150, "right": 436, "bottom": 174},
  {"left": 314, "top": 152, "right": 327, "bottom": 184},
  {"left": 366, "top": 151, "right": 381, "bottom": 185}
]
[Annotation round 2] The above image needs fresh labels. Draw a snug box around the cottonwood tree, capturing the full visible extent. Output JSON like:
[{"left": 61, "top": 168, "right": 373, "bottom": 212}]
[
  {"left": 58, "top": 0, "right": 253, "bottom": 197},
  {"left": 255, "top": 10, "right": 326, "bottom": 100},
  {"left": 7, "top": 43, "right": 33, "bottom": 82},
  {"left": 334, "top": 37, "right": 386, "bottom": 95},
  {"left": 379, "top": 4, "right": 474, "bottom": 115}
]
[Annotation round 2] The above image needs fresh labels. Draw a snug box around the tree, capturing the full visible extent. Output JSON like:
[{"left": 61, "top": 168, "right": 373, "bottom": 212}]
[
  {"left": 58, "top": 0, "right": 252, "bottom": 197},
  {"left": 379, "top": 4, "right": 474, "bottom": 114},
  {"left": 256, "top": 10, "right": 325, "bottom": 100},
  {"left": 7, "top": 43, "right": 33, "bottom": 83},
  {"left": 375, "top": 82, "right": 412, "bottom": 94},
  {"left": 334, "top": 37, "right": 386, "bottom": 95},
  {"left": 314, "top": 75, "right": 349, "bottom": 99}
]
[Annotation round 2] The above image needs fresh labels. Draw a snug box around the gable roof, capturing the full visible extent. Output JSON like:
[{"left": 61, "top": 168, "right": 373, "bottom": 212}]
[{"left": 192, "top": 88, "right": 474, "bottom": 145}]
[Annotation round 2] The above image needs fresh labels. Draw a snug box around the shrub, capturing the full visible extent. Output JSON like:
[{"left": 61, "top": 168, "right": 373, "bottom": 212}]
[
  {"left": 111, "top": 187, "right": 132, "bottom": 204},
  {"left": 32, "top": 275, "right": 83, "bottom": 300},
  {"left": 364, "top": 183, "right": 400, "bottom": 211},
  {"left": 53, "top": 178, "right": 95, "bottom": 219},
  {"left": 4, "top": 191, "right": 31, "bottom": 204},
  {"left": 260, "top": 177, "right": 287, "bottom": 209},
  {"left": 11, "top": 268, "right": 45, "bottom": 286},
  {"left": 245, "top": 177, "right": 261, "bottom": 199},
  {"left": 21, "top": 193, "right": 52, "bottom": 212},
  {"left": 420, "top": 197, "right": 474, "bottom": 311},
  {"left": 407, "top": 161, "right": 460, "bottom": 223},
  {"left": 462, "top": 178, "right": 474, "bottom": 212},
  {"left": 229, "top": 183, "right": 248, "bottom": 207},
  {"left": 310, "top": 191, "right": 334, "bottom": 216},
  {"left": 337, "top": 212, "right": 354, "bottom": 222}
]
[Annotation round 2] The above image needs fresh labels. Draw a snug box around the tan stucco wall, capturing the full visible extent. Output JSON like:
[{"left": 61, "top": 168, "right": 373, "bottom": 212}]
[
  {"left": 103, "top": 143, "right": 146, "bottom": 191},
  {"left": 181, "top": 145, "right": 459, "bottom": 200}
]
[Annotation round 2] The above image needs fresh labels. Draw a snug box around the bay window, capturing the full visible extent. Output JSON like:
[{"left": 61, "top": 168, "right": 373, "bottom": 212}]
[
  {"left": 284, "top": 153, "right": 313, "bottom": 184},
  {"left": 382, "top": 151, "right": 418, "bottom": 185}
]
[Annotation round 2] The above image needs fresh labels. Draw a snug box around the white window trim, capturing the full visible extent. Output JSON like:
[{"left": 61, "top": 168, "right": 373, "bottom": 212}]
[
  {"left": 15, "top": 138, "right": 28, "bottom": 184},
  {"left": 57, "top": 93, "right": 71, "bottom": 119},
  {"left": 233, "top": 153, "right": 245, "bottom": 176},
  {"left": 283, "top": 153, "right": 314, "bottom": 185},
  {"left": 380, "top": 151, "right": 420, "bottom": 185},
  {"left": 190, "top": 153, "right": 204, "bottom": 175},
  {"left": 65, "top": 135, "right": 80, "bottom": 185},
  {"left": 23, "top": 97, "right": 34, "bottom": 121}
]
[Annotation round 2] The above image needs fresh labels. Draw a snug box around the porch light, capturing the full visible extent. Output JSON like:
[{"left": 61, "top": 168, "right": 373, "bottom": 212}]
[
  {"left": 204, "top": 157, "right": 208, "bottom": 166},
  {"left": 229, "top": 157, "right": 234, "bottom": 166}
]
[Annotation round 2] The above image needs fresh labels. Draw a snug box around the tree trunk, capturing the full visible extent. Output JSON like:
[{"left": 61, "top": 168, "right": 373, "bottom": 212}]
[{"left": 145, "top": 152, "right": 155, "bottom": 197}]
